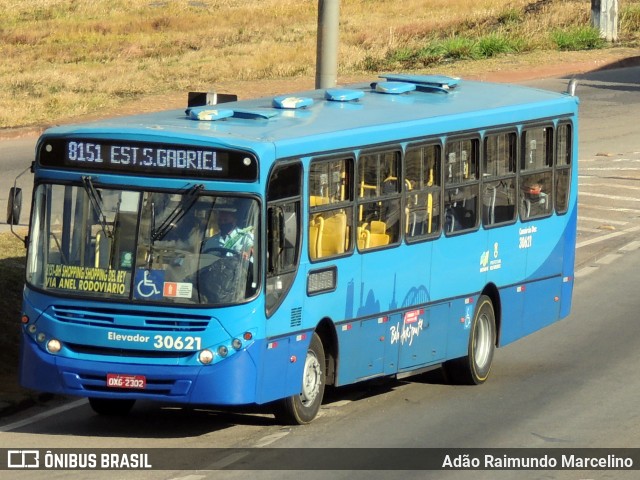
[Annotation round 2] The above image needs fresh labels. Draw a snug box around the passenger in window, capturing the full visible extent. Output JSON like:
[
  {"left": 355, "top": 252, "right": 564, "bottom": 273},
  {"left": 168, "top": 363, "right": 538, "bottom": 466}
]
[{"left": 520, "top": 176, "right": 550, "bottom": 219}]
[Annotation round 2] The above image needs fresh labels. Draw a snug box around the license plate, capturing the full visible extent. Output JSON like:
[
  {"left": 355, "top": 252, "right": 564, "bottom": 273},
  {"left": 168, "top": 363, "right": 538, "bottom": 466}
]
[{"left": 106, "top": 373, "right": 146, "bottom": 389}]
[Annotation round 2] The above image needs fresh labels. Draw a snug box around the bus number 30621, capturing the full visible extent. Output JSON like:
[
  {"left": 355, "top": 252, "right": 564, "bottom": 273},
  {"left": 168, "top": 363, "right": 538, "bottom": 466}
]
[{"left": 153, "top": 335, "right": 202, "bottom": 350}]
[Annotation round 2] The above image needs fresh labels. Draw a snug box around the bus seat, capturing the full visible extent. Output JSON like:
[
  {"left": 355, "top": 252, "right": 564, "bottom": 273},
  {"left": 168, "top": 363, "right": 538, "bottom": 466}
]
[
  {"left": 310, "top": 195, "right": 329, "bottom": 207},
  {"left": 308, "top": 216, "right": 323, "bottom": 259},
  {"left": 370, "top": 220, "right": 386, "bottom": 234},
  {"left": 319, "top": 212, "right": 346, "bottom": 257},
  {"left": 483, "top": 184, "right": 515, "bottom": 225},
  {"left": 357, "top": 226, "right": 370, "bottom": 249},
  {"left": 368, "top": 220, "right": 390, "bottom": 247}
]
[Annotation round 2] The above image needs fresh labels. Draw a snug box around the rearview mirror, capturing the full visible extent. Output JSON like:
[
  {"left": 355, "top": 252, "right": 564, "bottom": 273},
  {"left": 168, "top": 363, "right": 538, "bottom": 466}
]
[{"left": 6, "top": 186, "right": 22, "bottom": 225}]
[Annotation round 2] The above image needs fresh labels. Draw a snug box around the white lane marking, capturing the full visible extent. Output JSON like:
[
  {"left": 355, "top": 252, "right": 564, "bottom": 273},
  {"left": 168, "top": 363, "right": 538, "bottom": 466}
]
[
  {"left": 578, "top": 192, "right": 640, "bottom": 202},
  {"left": 619, "top": 241, "right": 640, "bottom": 252},
  {"left": 576, "top": 226, "right": 640, "bottom": 249},
  {"left": 577, "top": 227, "right": 604, "bottom": 233},
  {"left": 578, "top": 216, "right": 627, "bottom": 226},
  {"left": 254, "top": 431, "right": 291, "bottom": 448},
  {"left": 0, "top": 399, "right": 87, "bottom": 432},
  {"left": 575, "top": 239, "right": 640, "bottom": 279},
  {"left": 598, "top": 253, "right": 622, "bottom": 265},
  {"left": 579, "top": 182, "right": 640, "bottom": 192},
  {"left": 578, "top": 203, "right": 640, "bottom": 214},
  {"left": 167, "top": 476, "right": 207, "bottom": 480},
  {"left": 207, "top": 451, "right": 250, "bottom": 469},
  {"left": 582, "top": 167, "right": 640, "bottom": 171}
]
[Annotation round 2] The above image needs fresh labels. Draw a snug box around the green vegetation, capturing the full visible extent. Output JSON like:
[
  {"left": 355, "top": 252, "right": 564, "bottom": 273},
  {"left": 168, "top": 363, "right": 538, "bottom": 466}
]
[
  {"left": 0, "top": 232, "right": 31, "bottom": 409},
  {"left": 0, "top": 0, "right": 639, "bottom": 129},
  {"left": 552, "top": 26, "right": 606, "bottom": 51},
  {"left": 381, "top": 34, "right": 527, "bottom": 70}
]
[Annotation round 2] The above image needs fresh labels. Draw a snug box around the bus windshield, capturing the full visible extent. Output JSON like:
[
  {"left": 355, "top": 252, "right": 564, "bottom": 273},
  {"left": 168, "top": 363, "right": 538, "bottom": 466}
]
[{"left": 27, "top": 182, "right": 259, "bottom": 306}]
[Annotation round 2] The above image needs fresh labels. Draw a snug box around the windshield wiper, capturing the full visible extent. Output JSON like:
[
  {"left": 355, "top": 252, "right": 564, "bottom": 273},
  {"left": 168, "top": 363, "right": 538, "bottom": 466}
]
[
  {"left": 82, "top": 176, "right": 112, "bottom": 239},
  {"left": 151, "top": 184, "right": 203, "bottom": 241}
]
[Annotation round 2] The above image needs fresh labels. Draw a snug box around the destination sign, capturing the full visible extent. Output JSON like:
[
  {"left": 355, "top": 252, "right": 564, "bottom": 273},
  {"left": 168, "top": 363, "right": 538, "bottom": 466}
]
[{"left": 38, "top": 138, "right": 258, "bottom": 181}]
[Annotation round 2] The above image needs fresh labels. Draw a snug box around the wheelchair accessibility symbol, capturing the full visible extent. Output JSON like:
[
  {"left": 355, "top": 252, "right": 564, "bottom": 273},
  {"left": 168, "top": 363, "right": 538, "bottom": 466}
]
[{"left": 134, "top": 269, "right": 165, "bottom": 300}]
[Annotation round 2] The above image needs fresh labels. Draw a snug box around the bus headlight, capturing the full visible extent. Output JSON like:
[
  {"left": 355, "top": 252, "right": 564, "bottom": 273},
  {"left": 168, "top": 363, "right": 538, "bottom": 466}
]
[
  {"left": 199, "top": 349, "right": 214, "bottom": 365},
  {"left": 47, "top": 339, "right": 62, "bottom": 354}
]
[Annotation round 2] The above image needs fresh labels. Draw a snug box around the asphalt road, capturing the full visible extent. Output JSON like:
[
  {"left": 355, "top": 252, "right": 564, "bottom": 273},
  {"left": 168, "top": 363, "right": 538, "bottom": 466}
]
[{"left": 0, "top": 66, "right": 639, "bottom": 479}]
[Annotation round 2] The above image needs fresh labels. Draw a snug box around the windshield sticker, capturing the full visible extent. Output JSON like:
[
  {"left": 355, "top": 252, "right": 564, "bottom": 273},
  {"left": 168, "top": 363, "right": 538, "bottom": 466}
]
[
  {"left": 134, "top": 269, "right": 165, "bottom": 300},
  {"left": 46, "top": 264, "right": 127, "bottom": 295},
  {"left": 163, "top": 282, "right": 193, "bottom": 299},
  {"left": 120, "top": 251, "right": 133, "bottom": 269}
]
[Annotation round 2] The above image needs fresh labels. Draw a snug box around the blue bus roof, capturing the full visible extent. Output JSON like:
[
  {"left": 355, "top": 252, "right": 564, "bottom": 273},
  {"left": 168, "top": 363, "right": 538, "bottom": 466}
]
[{"left": 44, "top": 76, "right": 578, "bottom": 159}]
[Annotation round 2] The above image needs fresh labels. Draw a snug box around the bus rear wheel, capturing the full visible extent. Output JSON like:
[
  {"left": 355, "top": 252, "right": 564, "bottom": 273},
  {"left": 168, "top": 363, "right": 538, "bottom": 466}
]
[
  {"left": 444, "top": 295, "right": 496, "bottom": 385},
  {"left": 88, "top": 398, "right": 136, "bottom": 416},
  {"left": 274, "top": 332, "right": 326, "bottom": 425}
]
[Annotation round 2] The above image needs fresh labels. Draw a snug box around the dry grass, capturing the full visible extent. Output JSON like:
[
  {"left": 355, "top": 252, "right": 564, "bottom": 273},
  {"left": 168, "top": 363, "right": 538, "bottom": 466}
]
[
  {"left": 0, "top": 0, "right": 638, "bottom": 126},
  {"left": 0, "top": 0, "right": 640, "bottom": 128}
]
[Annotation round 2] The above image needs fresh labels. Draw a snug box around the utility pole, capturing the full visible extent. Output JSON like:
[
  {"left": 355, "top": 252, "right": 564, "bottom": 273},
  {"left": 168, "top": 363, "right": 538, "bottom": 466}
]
[
  {"left": 315, "top": 0, "right": 340, "bottom": 89},
  {"left": 591, "top": 0, "right": 618, "bottom": 42}
]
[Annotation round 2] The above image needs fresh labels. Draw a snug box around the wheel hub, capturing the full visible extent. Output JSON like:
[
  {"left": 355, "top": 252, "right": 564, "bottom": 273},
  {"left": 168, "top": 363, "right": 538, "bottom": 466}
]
[{"left": 301, "top": 353, "right": 322, "bottom": 405}]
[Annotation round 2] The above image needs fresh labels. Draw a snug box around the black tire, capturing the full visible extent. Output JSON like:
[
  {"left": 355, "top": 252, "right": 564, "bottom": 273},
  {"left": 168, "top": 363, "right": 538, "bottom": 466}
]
[
  {"left": 88, "top": 398, "right": 136, "bottom": 416},
  {"left": 6, "top": 187, "right": 22, "bottom": 225},
  {"left": 443, "top": 295, "right": 496, "bottom": 385},
  {"left": 274, "top": 333, "right": 326, "bottom": 425}
]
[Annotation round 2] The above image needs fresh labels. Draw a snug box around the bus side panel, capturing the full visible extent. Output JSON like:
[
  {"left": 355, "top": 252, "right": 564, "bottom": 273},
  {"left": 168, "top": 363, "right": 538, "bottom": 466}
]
[
  {"left": 496, "top": 285, "right": 526, "bottom": 346},
  {"left": 524, "top": 218, "right": 565, "bottom": 280},
  {"left": 397, "top": 304, "right": 448, "bottom": 371},
  {"left": 443, "top": 296, "right": 478, "bottom": 361},
  {"left": 429, "top": 231, "right": 488, "bottom": 306},
  {"left": 521, "top": 276, "right": 562, "bottom": 336},
  {"left": 559, "top": 207, "right": 578, "bottom": 319},
  {"left": 335, "top": 316, "right": 387, "bottom": 385},
  {"left": 254, "top": 333, "right": 312, "bottom": 405}
]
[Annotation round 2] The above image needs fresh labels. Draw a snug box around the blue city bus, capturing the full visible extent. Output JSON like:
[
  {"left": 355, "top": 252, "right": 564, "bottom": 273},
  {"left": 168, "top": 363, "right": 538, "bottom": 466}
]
[{"left": 13, "top": 74, "right": 578, "bottom": 424}]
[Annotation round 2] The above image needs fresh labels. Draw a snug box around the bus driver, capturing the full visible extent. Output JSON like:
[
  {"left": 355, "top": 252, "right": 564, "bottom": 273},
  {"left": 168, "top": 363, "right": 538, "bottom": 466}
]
[{"left": 202, "top": 204, "right": 254, "bottom": 260}]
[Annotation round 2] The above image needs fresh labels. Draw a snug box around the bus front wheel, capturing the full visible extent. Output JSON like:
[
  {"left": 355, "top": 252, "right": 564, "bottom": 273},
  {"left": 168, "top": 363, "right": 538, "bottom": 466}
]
[
  {"left": 444, "top": 295, "right": 496, "bottom": 385},
  {"left": 88, "top": 398, "right": 136, "bottom": 416},
  {"left": 274, "top": 332, "right": 326, "bottom": 425}
]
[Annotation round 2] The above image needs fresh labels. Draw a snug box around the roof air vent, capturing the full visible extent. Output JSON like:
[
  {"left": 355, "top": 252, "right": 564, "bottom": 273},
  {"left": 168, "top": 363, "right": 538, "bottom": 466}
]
[
  {"left": 272, "top": 96, "right": 314, "bottom": 109},
  {"left": 379, "top": 74, "right": 460, "bottom": 93},
  {"left": 325, "top": 89, "right": 365, "bottom": 102},
  {"left": 186, "top": 107, "right": 234, "bottom": 121},
  {"left": 373, "top": 81, "right": 417, "bottom": 95}
]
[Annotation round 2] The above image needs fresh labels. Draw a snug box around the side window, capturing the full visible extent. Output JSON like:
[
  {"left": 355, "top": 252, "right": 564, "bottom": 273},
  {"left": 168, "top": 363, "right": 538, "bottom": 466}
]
[
  {"left": 266, "top": 162, "right": 301, "bottom": 315},
  {"left": 357, "top": 150, "right": 401, "bottom": 250},
  {"left": 405, "top": 143, "right": 441, "bottom": 241},
  {"left": 483, "top": 132, "right": 517, "bottom": 227},
  {"left": 308, "top": 157, "right": 353, "bottom": 260},
  {"left": 444, "top": 138, "right": 480, "bottom": 234},
  {"left": 555, "top": 123, "right": 572, "bottom": 214},
  {"left": 520, "top": 126, "right": 554, "bottom": 221}
]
